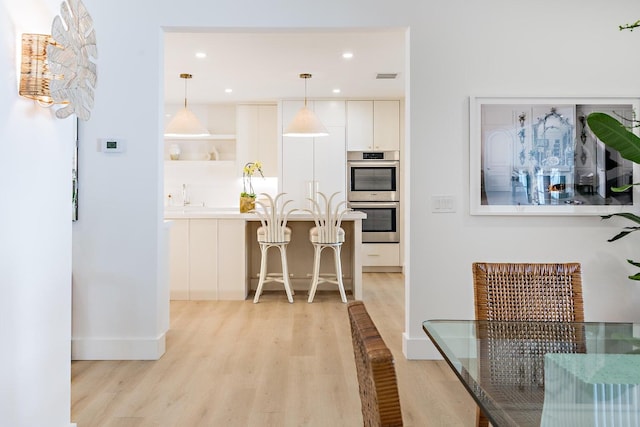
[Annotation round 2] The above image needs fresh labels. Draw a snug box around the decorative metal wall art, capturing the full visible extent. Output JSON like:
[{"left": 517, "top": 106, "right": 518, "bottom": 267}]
[{"left": 48, "top": 0, "right": 98, "bottom": 120}]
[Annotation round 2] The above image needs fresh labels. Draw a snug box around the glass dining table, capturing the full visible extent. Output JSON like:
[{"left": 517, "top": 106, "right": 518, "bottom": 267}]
[{"left": 422, "top": 320, "right": 640, "bottom": 427}]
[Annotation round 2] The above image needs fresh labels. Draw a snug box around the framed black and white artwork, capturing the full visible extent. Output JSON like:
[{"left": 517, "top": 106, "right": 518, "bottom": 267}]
[{"left": 470, "top": 96, "right": 640, "bottom": 215}]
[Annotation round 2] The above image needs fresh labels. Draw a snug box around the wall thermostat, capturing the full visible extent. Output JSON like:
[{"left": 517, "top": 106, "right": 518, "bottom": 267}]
[{"left": 98, "top": 138, "right": 125, "bottom": 153}]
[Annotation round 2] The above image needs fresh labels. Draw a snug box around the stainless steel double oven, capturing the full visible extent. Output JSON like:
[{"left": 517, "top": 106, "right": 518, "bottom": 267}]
[{"left": 347, "top": 151, "right": 400, "bottom": 243}]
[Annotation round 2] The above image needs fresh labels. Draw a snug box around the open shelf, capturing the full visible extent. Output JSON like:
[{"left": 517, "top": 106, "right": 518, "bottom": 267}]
[
  {"left": 164, "top": 160, "right": 235, "bottom": 166},
  {"left": 164, "top": 134, "right": 236, "bottom": 141}
]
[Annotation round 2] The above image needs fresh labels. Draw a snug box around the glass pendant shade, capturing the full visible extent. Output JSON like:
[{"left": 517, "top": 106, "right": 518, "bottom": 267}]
[
  {"left": 165, "top": 107, "right": 210, "bottom": 137},
  {"left": 283, "top": 106, "right": 329, "bottom": 137},
  {"left": 164, "top": 73, "right": 210, "bottom": 137},
  {"left": 283, "top": 73, "right": 328, "bottom": 138}
]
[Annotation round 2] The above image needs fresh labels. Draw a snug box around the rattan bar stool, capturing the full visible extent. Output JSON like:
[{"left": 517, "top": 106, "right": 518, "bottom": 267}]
[
  {"left": 306, "top": 191, "right": 349, "bottom": 303},
  {"left": 252, "top": 193, "right": 296, "bottom": 303}
]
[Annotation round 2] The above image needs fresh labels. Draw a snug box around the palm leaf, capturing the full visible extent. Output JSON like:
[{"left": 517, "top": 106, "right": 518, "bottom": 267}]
[
  {"left": 587, "top": 112, "right": 640, "bottom": 164},
  {"left": 601, "top": 212, "right": 640, "bottom": 224},
  {"left": 607, "top": 229, "right": 640, "bottom": 242},
  {"left": 627, "top": 259, "right": 640, "bottom": 268}
]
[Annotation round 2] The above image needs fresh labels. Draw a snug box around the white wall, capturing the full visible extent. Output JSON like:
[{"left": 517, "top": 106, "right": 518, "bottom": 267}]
[
  {"left": 1, "top": 0, "right": 74, "bottom": 425},
  {"left": 74, "top": 0, "right": 640, "bottom": 367},
  {"left": 69, "top": 1, "right": 167, "bottom": 360},
  {"left": 403, "top": 1, "right": 640, "bottom": 358}
]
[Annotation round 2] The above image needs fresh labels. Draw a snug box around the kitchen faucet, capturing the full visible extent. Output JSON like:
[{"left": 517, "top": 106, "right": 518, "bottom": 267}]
[{"left": 182, "top": 184, "right": 190, "bottom": 206}]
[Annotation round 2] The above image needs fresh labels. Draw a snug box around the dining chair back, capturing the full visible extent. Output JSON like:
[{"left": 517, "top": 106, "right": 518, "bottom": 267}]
[
  {"left": 472, "top": 262, "right": 585, "bottom": 427},
  {"left": 252, "top": 193, "right": 296, "bottom": 303},
  {"left": 347, "top": 300, "right": 403, "bottom": 427},
  {"left": 472, "top": 262, "right": 584, "bottom": 322}
]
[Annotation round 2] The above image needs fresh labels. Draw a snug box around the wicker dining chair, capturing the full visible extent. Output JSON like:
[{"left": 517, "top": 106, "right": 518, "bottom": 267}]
[
  {"left": 472, "top": 262, "right": 585, "bottom": 427},
  {"left": 347, "top": 301, "right": 403, "bottom": 427}
]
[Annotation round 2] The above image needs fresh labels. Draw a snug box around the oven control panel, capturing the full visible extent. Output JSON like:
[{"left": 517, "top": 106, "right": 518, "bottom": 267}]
[{"left": 348, "top": 150, "right": 399, "bottom": 161}]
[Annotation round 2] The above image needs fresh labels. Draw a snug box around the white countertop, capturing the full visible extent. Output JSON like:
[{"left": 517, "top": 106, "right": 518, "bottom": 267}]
[{"left": 164, "top": 206, "right": 366, "bottom": 220}]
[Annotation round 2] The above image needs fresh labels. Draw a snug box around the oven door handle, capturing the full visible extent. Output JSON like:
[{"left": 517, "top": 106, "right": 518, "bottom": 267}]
[
  {"left": 349, "top": 202, "right": 399, "bottom": 208},
  {"left": 347, "top": 161, "right": 399, "bottom": 168}
]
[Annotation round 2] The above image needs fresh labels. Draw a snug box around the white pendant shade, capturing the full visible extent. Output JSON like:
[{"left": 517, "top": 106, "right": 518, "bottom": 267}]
[
  {"left": 164, "top": 107, "right": 210, "bottom": 137},
  {"left": 283, "top": 73, "right": 328, "bottom": 138},
  {"left": 283, "top": 106, "right": 329, "bottom": 137},
  {"left": 165, "top": 73, "right": 210, "bottom": 137}
]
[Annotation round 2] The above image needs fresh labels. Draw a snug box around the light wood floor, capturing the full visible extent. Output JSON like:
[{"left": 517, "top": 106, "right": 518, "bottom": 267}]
[{"left": 71, "top": 273, "right": 476, "bottom": 426}]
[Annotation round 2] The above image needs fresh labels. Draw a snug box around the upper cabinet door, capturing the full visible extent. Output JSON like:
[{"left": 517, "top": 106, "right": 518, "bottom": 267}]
[
  {"left": 347, "top": 100, "right": 400, "bottom": 151},
  {"left": 313, "top": 100, "right": 346, "bottom": 127},
  {"left": 347, "top": 100, "right": 374, "bottom": 151},
  {"left": 373, "top": 100, "right": 400, "bottom": 151},
  {"left": 236, "top": 104, "right": 278, "bottom": 177}
]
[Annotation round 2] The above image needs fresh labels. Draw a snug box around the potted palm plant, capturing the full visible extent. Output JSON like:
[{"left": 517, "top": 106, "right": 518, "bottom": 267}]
[
  {"left": 587, "top": 111, "right": 640, "bottom": 279},
  {"left": 584, "top": 18, "right": 640, "bottom": 279}
]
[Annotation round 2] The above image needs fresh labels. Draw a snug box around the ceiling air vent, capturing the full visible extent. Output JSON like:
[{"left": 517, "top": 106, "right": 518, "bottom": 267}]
[{"left": 376, "top": 73, "right": 398, "bottom": 80}]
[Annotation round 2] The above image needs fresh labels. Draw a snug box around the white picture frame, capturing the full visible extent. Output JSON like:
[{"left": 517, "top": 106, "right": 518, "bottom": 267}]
[{"left": 470, "top": 96, "right": 640, "bottom": 215}]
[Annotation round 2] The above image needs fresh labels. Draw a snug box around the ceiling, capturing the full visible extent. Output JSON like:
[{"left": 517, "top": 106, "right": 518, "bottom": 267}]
[{"left": 163, "top": 29, "right": 407, "bottom": 105}]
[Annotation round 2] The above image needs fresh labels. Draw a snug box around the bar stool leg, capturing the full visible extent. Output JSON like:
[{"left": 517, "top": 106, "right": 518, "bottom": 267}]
[
  {"left": 308, "top": 244, "right": 323, "bottom": 303},
  {"left": 278, "top": 244, "right": 294, "bottom": 303},
  {"left": 253, "top": 243, "right": 269, "bottom": 303},
  {"left": 332, "top": 244, "right": 347, "bottom": 303}
]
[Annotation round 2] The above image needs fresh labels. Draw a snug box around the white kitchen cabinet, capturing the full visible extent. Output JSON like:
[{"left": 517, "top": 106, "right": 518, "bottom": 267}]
[
  {"left": 281, "top": 100, "right": 346, "bottom": 209},
  {"left": 347, "top": 100, "right": 400, "bottom": 151},
  {"left": 346, "top": 100, "right": 373, "bottom": 150},
  {"left": 374, "top": 100, "right": 400, "bottom": 150},
  {"left": 168, "top": 218, "right": 247, "bottom": 300},
  {"left": 189, "top": 219, "right": 218, "bottom": 299},
  {"left": 168, "top": 219, "right": 190, "bottom": 300},
  {"left": 361, "top": 243, "right": 400, "bottom": 267},
  {"left": 217, "top": 220, "right": 248, "bottom": 299},
  {"left": 236, "top": 104, "right": 278, "bottom": 176}
]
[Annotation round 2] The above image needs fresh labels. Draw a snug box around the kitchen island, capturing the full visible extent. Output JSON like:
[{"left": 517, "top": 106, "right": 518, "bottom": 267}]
[{"left": 165, "top": 207, "right": 366, "bottom": 301}]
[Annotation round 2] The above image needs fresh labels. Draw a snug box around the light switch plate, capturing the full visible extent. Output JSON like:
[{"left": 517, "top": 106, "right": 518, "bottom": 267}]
[{"left": 431, "top": 195, "right": 456, "bottom": 213}]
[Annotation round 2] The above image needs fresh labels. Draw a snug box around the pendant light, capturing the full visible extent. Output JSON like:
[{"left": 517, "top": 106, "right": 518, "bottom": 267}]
[
  {"left": 283, "top": 73, "right": 329, "bottom": 137},
  {"left": 164, "top": 73, "right": 210, "bottom": 137}
]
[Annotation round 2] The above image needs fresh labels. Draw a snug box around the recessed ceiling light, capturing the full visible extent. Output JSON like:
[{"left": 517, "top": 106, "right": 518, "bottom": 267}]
[
  {"left": 225, "top": 88, "right": 233, "bottom": 93},
  {"left": 342, "top": 52, "right": 353, "bottom": 59},
  {"left": 195, "top": 52, "right": 207, "bottom": 59},
  {"left": 333, "top": 88, "right": 341, "bottom": 94}
]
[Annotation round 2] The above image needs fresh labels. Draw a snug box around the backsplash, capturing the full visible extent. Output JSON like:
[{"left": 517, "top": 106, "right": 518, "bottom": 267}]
[{"left": 165, "top": 163, "right": 278, "bottom": 208}]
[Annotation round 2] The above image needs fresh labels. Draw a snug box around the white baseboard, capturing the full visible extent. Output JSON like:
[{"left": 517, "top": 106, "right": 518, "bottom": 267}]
[
  {"left": 402, "top": 332, "right": 443, "bottom": 360},
  {"left": 70, "top": 423, "right": 77, "bottom": 427},
  {"left": 72, "top": 333, "right": 166, "bottom": 360}
]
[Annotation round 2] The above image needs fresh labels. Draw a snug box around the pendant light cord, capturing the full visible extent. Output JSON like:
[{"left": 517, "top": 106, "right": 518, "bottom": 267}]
[
  {"left": 184, "top": 77, "right": 188, "bottom": 108},
  {"left": 300, "top": 73, "right": 312, "bottom": 108},
  {"left": 179, "top": 73, "right": 193, "bottom": 109}
]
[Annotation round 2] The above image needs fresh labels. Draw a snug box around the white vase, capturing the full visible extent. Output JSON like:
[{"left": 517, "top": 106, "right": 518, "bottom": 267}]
[{"left": 169, "top": 144, "right": 181, "bottom": 160}]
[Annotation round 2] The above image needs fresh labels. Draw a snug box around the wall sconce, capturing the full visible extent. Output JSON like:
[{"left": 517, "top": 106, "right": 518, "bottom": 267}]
[
  {"left": 19, "top": 33, "right": 58, "bottom": 106},
  {"left": 19, "top": 0, "right": 98, "bottom": 121}
]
